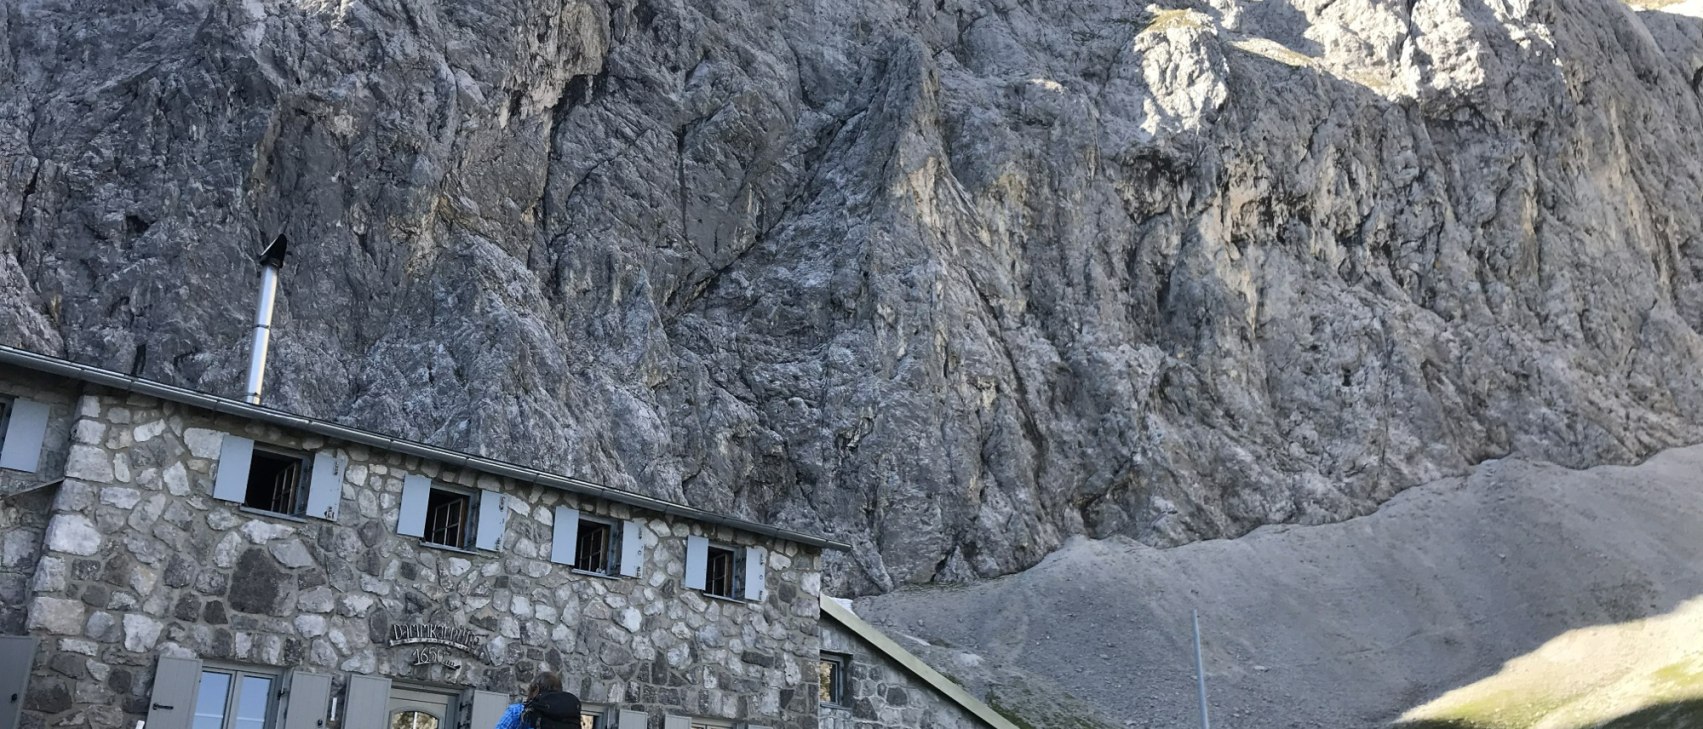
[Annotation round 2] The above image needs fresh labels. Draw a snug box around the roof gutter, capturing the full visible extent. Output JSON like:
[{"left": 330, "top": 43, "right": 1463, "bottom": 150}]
[{"left": 0, "top": 345, "right": 849, "bottom": 552}]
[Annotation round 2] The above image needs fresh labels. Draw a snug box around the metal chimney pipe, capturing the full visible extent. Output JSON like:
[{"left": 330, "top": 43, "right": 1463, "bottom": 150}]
[{"left": 244, "top": 235, "right": 289, "bottom": 405}]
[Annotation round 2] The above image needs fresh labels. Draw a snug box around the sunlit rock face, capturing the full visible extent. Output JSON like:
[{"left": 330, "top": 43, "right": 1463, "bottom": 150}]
[{"left": 3, "top": 0, "right": 1702, "bottom": 592}]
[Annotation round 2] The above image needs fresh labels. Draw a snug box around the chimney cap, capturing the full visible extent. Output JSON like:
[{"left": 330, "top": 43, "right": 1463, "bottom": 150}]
[{"left": 258, "top": 234, "right": 288, "bottom": 269}]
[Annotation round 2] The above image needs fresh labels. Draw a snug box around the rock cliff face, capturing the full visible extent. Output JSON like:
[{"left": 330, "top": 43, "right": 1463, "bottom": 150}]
[{"left": 3, "top": 0, "right": 1702, "bottom": 592}]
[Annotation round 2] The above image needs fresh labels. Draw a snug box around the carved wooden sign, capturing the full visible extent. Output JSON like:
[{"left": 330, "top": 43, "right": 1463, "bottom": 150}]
[{"left": 387, "top": 624, "right": 487, "bottom": 669}]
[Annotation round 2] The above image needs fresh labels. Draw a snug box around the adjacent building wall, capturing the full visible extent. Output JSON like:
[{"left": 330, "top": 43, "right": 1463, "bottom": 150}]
[
  {"left": 0, "top": 370, "right": 78, "bottom": 635},
  {"left": 819, "top": 617, "right": 1003, "bottom": 729},
  {"left": 21, "top": 386, "right": 824, "bottom": 729}
]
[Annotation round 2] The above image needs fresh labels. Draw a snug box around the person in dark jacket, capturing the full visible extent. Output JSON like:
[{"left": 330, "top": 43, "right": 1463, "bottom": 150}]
[{"left": 493, "top": 671, "right": 582, "bottom": 729}]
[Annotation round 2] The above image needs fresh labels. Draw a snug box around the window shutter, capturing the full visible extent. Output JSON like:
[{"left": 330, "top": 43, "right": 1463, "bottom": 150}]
[
  {"left": 617, "top": 710, "right": 649, "bottom": 729},
  {"left": 397, "top": 475, "right": 430, "bottom": 538},
  {"left": 280, "top": 670, "right": 332, "bottom": 729},
  {"left": 662, "top": 716, "right": 690, "bottom": 729},
  {"left": 684, "top": 536, "right": 708, "bottom": 591},
  {"left": 463, "top": 689, "right": 508, "bottom": 729},
  {"left": 0, "top": 636, "right": 37, "bottom": 729},
  {"left": 550, "top": 507, "right": 579, "bottom": 566},
  {"left": 0, "top": 399, "right": 49, "bottom": 473},
  {"left": 343, "top": 675, "right": 391, "bottom": 729},
  {"left": 212, "top": 435, "right": 254, "bottom": 502},
  {"left": 619, "top": 520, "right": 644, "bottom": 577},
  {"left": 474, "top": 490, "right": 506, "bottom": 551},
  {"left": 743, "top": 546, "right": 767, "bottom": 602},
  {"left": 305, "top": 452, "right": 345, "bottom": 521},
  {"left": 144, "top": 655, "right": 203, "bottom": 729}
]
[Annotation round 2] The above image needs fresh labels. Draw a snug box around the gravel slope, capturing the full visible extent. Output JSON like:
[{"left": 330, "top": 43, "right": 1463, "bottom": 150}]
[{"left": 854, "top": 445, "right": 1703, "bottom": 728}]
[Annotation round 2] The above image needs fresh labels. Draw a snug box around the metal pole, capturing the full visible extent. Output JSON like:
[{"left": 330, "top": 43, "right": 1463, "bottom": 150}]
[
  {"left": 244, "top": 264, "right": 279, "bottom": 405},
  {"left": 1194, "top": 609, "right": 1211, "bottom": 729}
]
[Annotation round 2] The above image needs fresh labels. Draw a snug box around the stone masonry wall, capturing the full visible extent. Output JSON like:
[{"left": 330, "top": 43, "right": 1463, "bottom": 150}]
[
  {"left": 819, "top": 619, "right": 987, "bottom": 729},
  {"left": 21, "top": 385, "right": 824, "bottom": 729},
  {"left": 0, "top": 370, "right": 78, "bottom": 635}
]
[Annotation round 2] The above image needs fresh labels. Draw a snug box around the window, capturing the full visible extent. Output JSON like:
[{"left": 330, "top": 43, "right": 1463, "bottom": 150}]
[
  {"left": 213, "top": 435, "right": 343, "bottom": 521},
  {"left": 424, "top": 487, "right": 474, "bottom": 549},
  {"left": 550, "top": 508, "right": 643, "bottom": 576},
  {"left": 243, "top": 448, "right": 308, "bottom": 516},
  {"left": 573, "top": 517, "right": 616, "bottom": 574},
  {"left": 391, "top": 711, "right": 439, "bottom": 729},
  {"left": 193, "top": 668, "right": 276, "bottom": 729},
  {"left": 684, "top": 537, "right": 765, "bottom": 601},
  {"left": 688, "top": 720, "right": 732, "bottom": 729},
  {"left": 578, "top": 705, "right": 608, "bottom": 729},
  {"left": 818, "top": 653, "right": 849, "bottom": 706},
  {"left": 704, "top": 544, "right": 739, "bottom": 598},
  {"left": 0, "top": 396, "right": 50, "bottom": 474},
  {"left": 398, "top": 475, "right": 506, "bottom": 551}
]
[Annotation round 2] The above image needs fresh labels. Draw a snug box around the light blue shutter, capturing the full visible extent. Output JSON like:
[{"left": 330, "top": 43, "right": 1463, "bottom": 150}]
[
  {"left": 397, "top": 475, "right": 430, "bottom": 538},
  {"left": 144, "top": 655, "right": 203, "bottom": 729},
  {"left": 305, "top": 452, "right": 344, "bottom": 521},
  {"left": 474, "top": 490, "right": 506, "bottom": 551},
  {"left": 0, "top": 636, "right": 37, "bottom": 729},
  {"left": 464, "top": 690, "right": 508, "bottom": 729},
  {"left": 619, "top": 520, "right": 644, "bottom": 577},
  {"left": 743, "top": 546, "right": 767, "bottom": 602},
  {"left": 617, "top": 710, "right": 648, "bottom": 729},
  {"left": 280, "top": 670, "right": 332, "bottom": 729},
  {"left": 551, "top": 506, "right": 580, "bottom": 565},
  {"left": 684, "top": 536, "right": 708, "bottom": 591},
  {"left": 343, "top": 675, "right": 391, "bottom": 729},
  {"left": 0, "top": 399, "right": 49, "bottom": 473},
  {"left": 663, "top": 717, "right": 690, "bottom": 729},
  {"left": 212, "top": 435, "right": 254, "bottom": 502}
]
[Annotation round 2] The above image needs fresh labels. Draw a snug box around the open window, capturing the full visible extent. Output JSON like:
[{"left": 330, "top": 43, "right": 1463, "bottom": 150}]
[
  {"left": 424, "top": 487, "right": 473, "bottom": 549},
  {"left": 684, "top": 536, "right": 766, "bottom": 601},
  {"left": 398, "top": 475, "right": 506, "bottom": 552},
  {"left": 243, "top": 447, "right": 308, "bottom": 516},
  {"left": 818, "top": 653, "right": 850, "bottom": 707},
  {"left": 550, "top": 507, "right": 644, "bottom": 577},
  {"left": 212, "top": 435, "right": 342, "bottom": 521},
  {"left": 0, "top": 396, "right": 50, "bottom": 474}
]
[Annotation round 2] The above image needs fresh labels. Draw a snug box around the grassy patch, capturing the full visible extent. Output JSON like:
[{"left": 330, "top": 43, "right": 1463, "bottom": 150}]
[
  {"left": 1623, "top": 0, "right": 1686, "bottom": 8},
  {"left": 1143, "top": 9, "right": 1207, "bottom": 34}
]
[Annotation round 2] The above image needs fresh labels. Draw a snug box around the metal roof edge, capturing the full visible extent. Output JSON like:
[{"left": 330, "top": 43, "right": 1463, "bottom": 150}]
[
  {"left": 0, "top": 345, "right": 849, "bottom": 552},
  {"left": 819, "top": 594, "right": 1022, "bottom": 729}
]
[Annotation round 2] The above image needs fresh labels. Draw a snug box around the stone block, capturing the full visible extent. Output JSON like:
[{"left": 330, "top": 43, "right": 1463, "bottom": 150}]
[
  {"left": 28, "top": 597, "right": 87, "bottom": 635},
  {"left": 44, "top": 514, "right": 102, "bottom": 556},
  {"left": 183, "top": 428, "right": 223, "bottom": 459},
  {"left": 64, "top": 445, "right": 115, "bottom": 482}
]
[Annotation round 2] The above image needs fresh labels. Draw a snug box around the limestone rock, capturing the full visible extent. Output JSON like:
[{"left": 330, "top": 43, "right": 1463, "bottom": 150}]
[
  {"left": 3, "top": 0, "right": 1703, "bottom": 593},
  {"left": 43, "top": 515, "right": 102, "bottom": 557}
]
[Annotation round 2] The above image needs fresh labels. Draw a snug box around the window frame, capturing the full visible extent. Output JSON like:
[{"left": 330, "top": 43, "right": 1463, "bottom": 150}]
[
  {"left": 0, "top": 396, "right": 12, "bottom": 449},
  {"left": 571, "top": 515, "right": 620, "bottom": 577},
  {"left": 702, "top": 542, "right": 742, "bottom": 600},
  {"left": 687, "top": 719, "right": 733, "bottom": 729},
  {"left": 421, "top": 484, "right": 478, "bottom": 551},
  {"left": 193, "top": 664, "right": 281, "bottom": 729},
  {"left": 578, "top": 703, "right": 610, "bottom": 729},
  {"left": 240, "top": 445, "right": 311, "bottom": 519},
  {"left": 818, "top": 652, "right": 851, "bottom": 708}
]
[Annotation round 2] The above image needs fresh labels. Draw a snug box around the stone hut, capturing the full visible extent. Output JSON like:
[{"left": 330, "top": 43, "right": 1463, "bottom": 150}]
[{"left": 0, "top": 345, "right": 1014, "bottom": 729}]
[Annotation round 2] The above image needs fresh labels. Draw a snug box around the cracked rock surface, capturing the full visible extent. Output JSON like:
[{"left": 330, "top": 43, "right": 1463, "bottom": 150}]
[{"left": 3, "top": 0, "right": 1702, "bottom": 591}]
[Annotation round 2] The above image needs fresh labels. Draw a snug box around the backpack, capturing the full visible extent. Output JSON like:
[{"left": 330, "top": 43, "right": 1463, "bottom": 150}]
[{"left": 521, "top": 691, "right": 582, "bottom": 729}]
